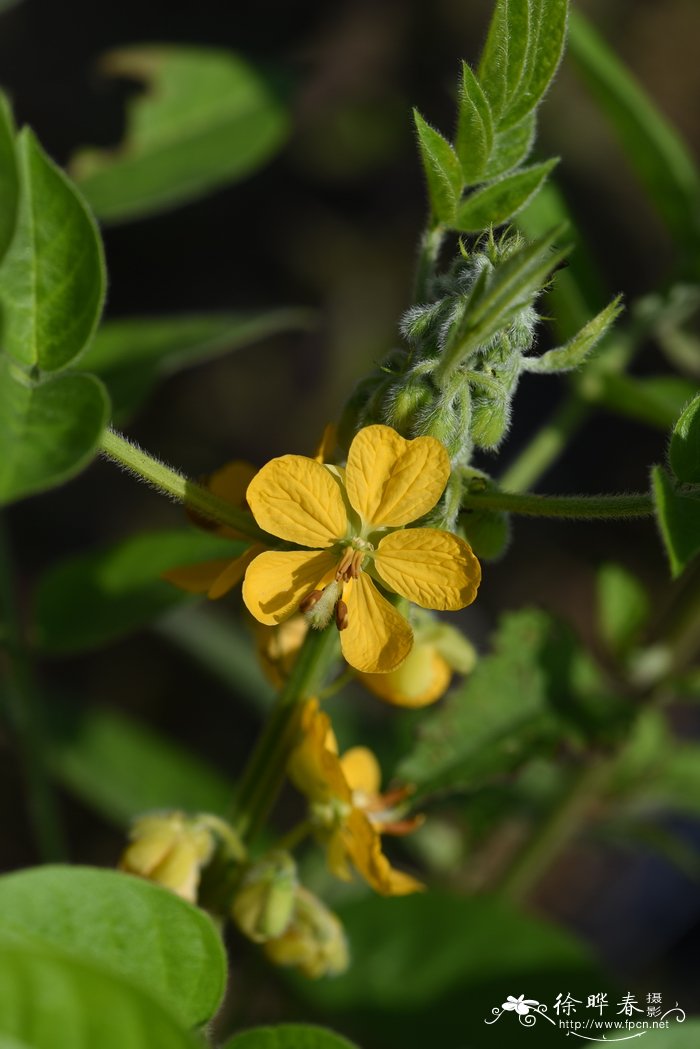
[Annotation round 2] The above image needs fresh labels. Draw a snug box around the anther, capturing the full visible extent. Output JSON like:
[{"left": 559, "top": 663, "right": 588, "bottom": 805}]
[
  {"left": 299, "top": 590, "right": 323, "bottom": 613},
  {"left": 335, "top": 600, "right": 349, "bottom": 631}
]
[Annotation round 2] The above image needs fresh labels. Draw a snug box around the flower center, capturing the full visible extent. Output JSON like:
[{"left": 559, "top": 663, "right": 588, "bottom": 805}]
[{"left": 299, "top": 538, "right": 374, "bottom": 633}]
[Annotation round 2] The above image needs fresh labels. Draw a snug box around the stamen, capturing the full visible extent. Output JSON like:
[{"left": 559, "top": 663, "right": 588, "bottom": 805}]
[
  {"left": 335, "top": 549, "right": 354, "bottom": 582},
  {"left": 335, "top": 599, "right": 349, "bottom": 631},
  {"left": 299, "top": 590, "right": 323, "bottom": 613}
]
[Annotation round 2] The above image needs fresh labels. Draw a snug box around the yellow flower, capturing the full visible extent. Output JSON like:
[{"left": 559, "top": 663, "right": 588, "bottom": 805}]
[
  {"left": 243, "top": 424, "right": 481, "bottom": 673},
  {"left": 288, "top": 700, "right": 424, "bottom": 896},
  {"left": 119, "top": 811, "right": 215, "bottom": 903}
]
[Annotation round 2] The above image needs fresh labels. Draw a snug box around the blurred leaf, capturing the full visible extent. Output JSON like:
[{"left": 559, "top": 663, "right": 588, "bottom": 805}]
[
  {"left": 596, "top": 562, "right": 650, "bottom": 657},
  {"left": 569, "top": 10, "right": 700, "bottom": 271},
  {"left": 82, "top": 309, "right": 314, "bottom": 421},
  {"left": 455, "top": 62, "right": 493, "bottom": 184},
  {"left": 454, "top": 159, "right": 557, "bottom": 232},
  {"left": 0, "top": 361, "right": 110, "bottom": 505},
  {"left": 588, "top": 374, "right": 699, "bottom": 432},
  {"left": 0, "top": 936, "right": 202, "bottom": 1049},
  {"left": 72, "top": 46, "right": 289, "bottom": 223},
  {"left": 0, "top": 866, "right": 226, "bottom": 1028},
  {"left": 0, "top": 129, "right": 105, "bottom": 371},
  {"left": 670, "top": 392, "right": 700, "bottom": 484},
  {"left": 413, "top": 110, "right": 463, "bottom": 224},
  {"left": 35, "top": 528, "right": 249, "bottom": 652},
  {"left": 652, "top": 466, "right": 700, "bottom": 578},
  {"left": 483, "top": 112, "right": 535, "bottom": 180},
  {"left": 0, "top": 92, "right": 18, "bottom": 263},
  {"left": 224, "top": 1027, "right": 359, "bottom": 1049},
  {"left": 296, "top": 891, "right": 603, "bottom": 1049},
  {"left": 45, "top": 701, "right": 233, "bottom": 825},
  {"left": 522, "top": 295, "right": 622, "bottom": 373},
  {"left": 648, "top": 1023, "right": 700, "bottom": 1048}
]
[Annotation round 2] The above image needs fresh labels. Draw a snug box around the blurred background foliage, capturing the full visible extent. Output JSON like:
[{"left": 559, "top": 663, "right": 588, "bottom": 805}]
[{"left": 1, "top": 0, "right": 700, "bottom": 1045}]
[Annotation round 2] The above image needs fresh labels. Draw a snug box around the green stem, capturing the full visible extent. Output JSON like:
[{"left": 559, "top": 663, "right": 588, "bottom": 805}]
[
  {"left": 461, "top": 489, "right": 654, "bottom": 518},
  {"left": 413, "top": 224, "right": 445, "bottom": 303},
  {"left": 100, "top": 428, "right": 268, "bottom": 543},
  {"left": 232, "top": 626, "right": 340, "bottom": 843},
  {"left": 498, "top": 758, "right": 613, "bottom": 903},
  {"left": 0, "top": 516, "right": 66, "bottom": 861}
]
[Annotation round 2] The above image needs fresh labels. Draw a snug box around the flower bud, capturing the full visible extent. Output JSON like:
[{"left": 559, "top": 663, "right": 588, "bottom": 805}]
[
  {"left": 264, "top": 886, "right": 349, "bottom": 979},
  {"left": 231, "top": 850, "right": 297, "bottom": 943},
  {"left": 459, "top": 507, "right": 511, "bottom": 560},
  {"left": 120, "top": 811, "right": 215, "bottom": 903}
]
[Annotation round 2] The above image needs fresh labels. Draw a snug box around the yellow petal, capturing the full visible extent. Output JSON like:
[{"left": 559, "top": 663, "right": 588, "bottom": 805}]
[
  {"left": 359, "top": 644, "right": 452, "bottom": 708},
  {"left": 187, "top": 460, "right": 257, "bottom": 540},
  {"left": 340, "top": 573, "right": 413, "bottom": 673},
  {"left": 208, "top": 546, "right": 261, "bottom": 599},
  {"left": 374, "top": 528, "right": 481, "bottom": 610},
  {"left": 255, "top": 615, "right": 308, "bottom": 687},
  {"left": 163, "top": 559, "right": 236, "bottom": 595},
  {"left": 314, "top": 423, "right": 337, "bottom": 464},
  {"left": 341, "top": 809, "right": 423, "bottom": 896},
  {"left": 345, "top": 425, "right": 450, "bottom": 527},
  {"left": 242, "top": 549, "right": 337, "bottom": 625},
  {"left": 246, "top": 455, "right": 347, "bottom": 547},
  {"left": 288, "top": 700, "right": 351, "bottom": 806},
  {"left": 340, "top": 747, "right": 382, "bottom": 795}
]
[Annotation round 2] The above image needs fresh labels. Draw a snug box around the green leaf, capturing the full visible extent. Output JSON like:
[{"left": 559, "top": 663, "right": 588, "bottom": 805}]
[
  {"left": 0, "top": 129, "right": 105, "bottom": 371},
  {"left": 502, "top": 0, "right": 568, "bottom": 129},
  {"left": 0, "top": 92, "right": 19, "bottom": 264},
  {"left": 0, "top": 866, "right": 226, "bottom": 1028},
  {"left": 296, "top": 891, "right": 603, "bottom": 1049},
  {"left": 478, "top": 0, "right": 530, "bottom": 121},
  {"left": 398, "top": 610, "right": 558, "bottom": 799},
  {"left": 569, "top": 10, "right": 700, "bottom": 271},
  {"left": 483, "top": 112, "right": 535, "bottom": 180},
  {"left": 82, "top": 309, "right": 315, "bottom": 422},
  {"left": 644, "top": 1023, "right": 700, "bottom": 1049},
  {"left": 596, "top": 562, "right": 650, "bottom": 656},
  {"left": 522, "top": 294, "right": 623, "bottom": 373},
  {"left": 0, "top": 361, "right": 110, "bottom": 505},
  {"left": 45, "top": 701, "right": 233, "bottom": 826},
  {"left": 652, "top": 465, "right": 700, "bottom": 578},
  {"left": 413, "top": 109, "right": 463, "bottom": 223},
  {"left": 224, "top": 1027, "right": 359, "bottom": 1049},
  {"left": 0, "top": 936, "right": 203, "bottom": 1049},
  {"left": 35, "top": 528, "right": 249, "bottom": 652},
  {"left": 72, "top": 46, "right": 289, "bottom": 223},
  {"left": 455, "top": 62, "right": 493, "bottom": 184},
  {"left": 588, "top": 373, "right": 699, "bottom": 432},
  {"left": 670, "top": 392, "right": 700, "bottom": 484},
  {"left": 454, "top": 158, "right": 557, "bottom": 232}
]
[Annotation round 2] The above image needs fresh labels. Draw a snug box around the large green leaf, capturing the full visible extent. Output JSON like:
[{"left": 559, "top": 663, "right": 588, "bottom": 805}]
[
  {"left": 0, "top": 129, "right": 105, "bottom": 371},
  {"left": 81, "top": 309, "right": 314, "bottom": 421},
  {"left": 569, "top": 10, "right": 700, "bottom": 272},
  {"left": 72, "top": 46, "right": 289, "bottom": 223},
  {"left": 224, "top": 1027, "right": 359, "bottom": 1049},
  {"left": 0, "top": 92, "right": 19, "bottom": 264},
  {"left": 0, "top": 361, "right": 110, "bottom": 505},
  {"left": 502, "top": 0, "right": 568, "bottom": 129},
  {"left": 0, "top": 936, "right": 203, "bottom": 1049},
  {"left": 35, "top": 528, "right": 249, "bottom": 652},
  {"left": 652, "top": 465, "right": 700, "bottom": 578},
  {"left": 0, "top": 867, "right": 226, "bottom": 1028},
  {"left": 454, "top": 159, "right": 557, "bottom": 232},
  {"left": 296, "top": 892, "right": 603, "bottom": 1049},
  {"left": 45, "top": 701, "right": 234, "bottom": 826}
]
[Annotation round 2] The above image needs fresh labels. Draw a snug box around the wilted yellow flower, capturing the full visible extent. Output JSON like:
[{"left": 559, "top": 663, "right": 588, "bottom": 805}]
[
  {"left": 264, "top": 886, "right": 349, "bottom": 979},
  {"left": 288, "top": 700, "right": 423, "bottom": 896},
  {"left": 358, "top": 613, "right": 477, "bottom": 707},
  {"left": 119, "top": 811, "right": 215, "bottom": 903},
  {"left": 243, "top": 424, "right": 481, "bottom": 673}
]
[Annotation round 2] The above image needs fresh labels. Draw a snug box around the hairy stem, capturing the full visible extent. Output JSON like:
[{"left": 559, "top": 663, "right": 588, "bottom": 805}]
[
  {"left": 461, "top": 489, "right": 654, "bottom": 518},
  {"left": 100, "top": 429, "right": 267, "bottom": 542}
]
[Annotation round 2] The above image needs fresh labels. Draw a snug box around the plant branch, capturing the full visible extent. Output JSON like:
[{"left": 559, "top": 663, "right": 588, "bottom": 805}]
[{"left": 461, "top": 488, "right": 654, "bottom": 518}]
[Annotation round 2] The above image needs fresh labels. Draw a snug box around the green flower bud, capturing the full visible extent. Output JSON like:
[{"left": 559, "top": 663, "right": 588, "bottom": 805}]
[
  {"left": 231, "top": 850, "right": 297, "bottom": 944},
  {"left": 459, "top": 507, "right": 511, "bottom": 559}
]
